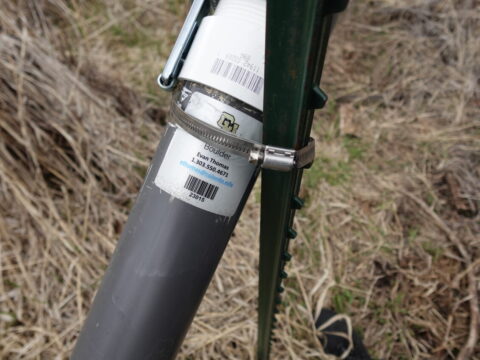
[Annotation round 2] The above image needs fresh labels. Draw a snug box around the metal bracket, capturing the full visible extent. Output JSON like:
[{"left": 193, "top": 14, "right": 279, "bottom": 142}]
[
  {"left": 157, "top": 0, "right": 210, "bottom": 91},
  {"left": 170, "top": 101, "right": 315, "bottom": 172}
]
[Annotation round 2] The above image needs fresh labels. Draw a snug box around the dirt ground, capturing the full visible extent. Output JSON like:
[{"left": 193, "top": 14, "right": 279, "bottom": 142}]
[{"left": 0, "top": 0, "right": 479, "bottom": 359}]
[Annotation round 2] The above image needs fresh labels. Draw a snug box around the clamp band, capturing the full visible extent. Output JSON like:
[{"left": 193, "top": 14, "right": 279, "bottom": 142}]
[{"left": 169, "top": 100, "right": 315, "bottom": 172}]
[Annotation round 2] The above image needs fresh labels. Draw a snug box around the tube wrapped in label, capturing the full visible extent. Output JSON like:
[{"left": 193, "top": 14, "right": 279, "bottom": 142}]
[{"left": 71, "top": 1, "right": 266, "bottom": 359}]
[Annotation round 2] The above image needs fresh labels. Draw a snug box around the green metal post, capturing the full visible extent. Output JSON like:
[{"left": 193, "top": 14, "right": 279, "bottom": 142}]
[{"left": 258, "top": 1, "right": 348, "bottom": 358}]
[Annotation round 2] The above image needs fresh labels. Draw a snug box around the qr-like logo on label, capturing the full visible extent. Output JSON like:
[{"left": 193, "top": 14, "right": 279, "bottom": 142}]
[{"left": 217, "top": 112, "right": 239, "bottom": 134}]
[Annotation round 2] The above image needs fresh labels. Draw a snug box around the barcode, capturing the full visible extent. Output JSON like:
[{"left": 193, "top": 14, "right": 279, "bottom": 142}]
[
  {"left": 184, "top": 175, "right": 219, "bottom": 200},
  {"left": 210, "top": 58, "right": 264, "bottom": 94}
]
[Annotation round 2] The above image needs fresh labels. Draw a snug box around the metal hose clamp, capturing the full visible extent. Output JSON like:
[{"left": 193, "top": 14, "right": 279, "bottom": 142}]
[{"left": 169, "top": 100, "right": 315, "bottom": 172}]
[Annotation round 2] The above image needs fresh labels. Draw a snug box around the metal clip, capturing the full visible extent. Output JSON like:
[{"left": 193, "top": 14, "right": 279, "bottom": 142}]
[
  {"left": 249, "top": 141, "right": 315, "bottom": 171},
  {"left": 249, "top": 145, "right": 295, "bottom": 171},
  {"left": 157, "top": 0, "right": 210, "bottom": 91}
]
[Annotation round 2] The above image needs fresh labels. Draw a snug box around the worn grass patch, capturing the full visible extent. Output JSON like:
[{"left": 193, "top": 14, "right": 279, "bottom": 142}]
[{"left": 1, "top": 0, "right": 479, "bottom": 359}]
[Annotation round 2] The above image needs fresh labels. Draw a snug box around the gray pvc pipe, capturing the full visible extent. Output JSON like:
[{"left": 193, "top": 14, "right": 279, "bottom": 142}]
[{"left": 71, "top": 124, "right": 259, "bottom": 359}]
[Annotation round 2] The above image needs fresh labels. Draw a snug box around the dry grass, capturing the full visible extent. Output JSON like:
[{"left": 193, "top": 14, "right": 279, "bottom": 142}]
[{"left": 0, "top": 0, "right": 479, "bottom": 359}]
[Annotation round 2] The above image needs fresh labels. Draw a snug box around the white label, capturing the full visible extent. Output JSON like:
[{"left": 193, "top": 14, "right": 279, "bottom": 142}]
[
  {"left": 154, "top": 92, "right": 262, "bottom": 216},
  {"left": 179, "top": 16, "right": 265, "bottom": 111}
]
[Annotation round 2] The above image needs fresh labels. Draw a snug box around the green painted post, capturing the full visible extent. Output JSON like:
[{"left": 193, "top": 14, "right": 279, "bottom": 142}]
[{"left": 258, "top": 1, "right": 348, "bottom": 358}]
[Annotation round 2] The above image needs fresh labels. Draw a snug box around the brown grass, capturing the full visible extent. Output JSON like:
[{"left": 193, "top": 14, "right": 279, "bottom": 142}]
[{"left": 0, "top": 0, "right": 479, "bottom": 359}]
